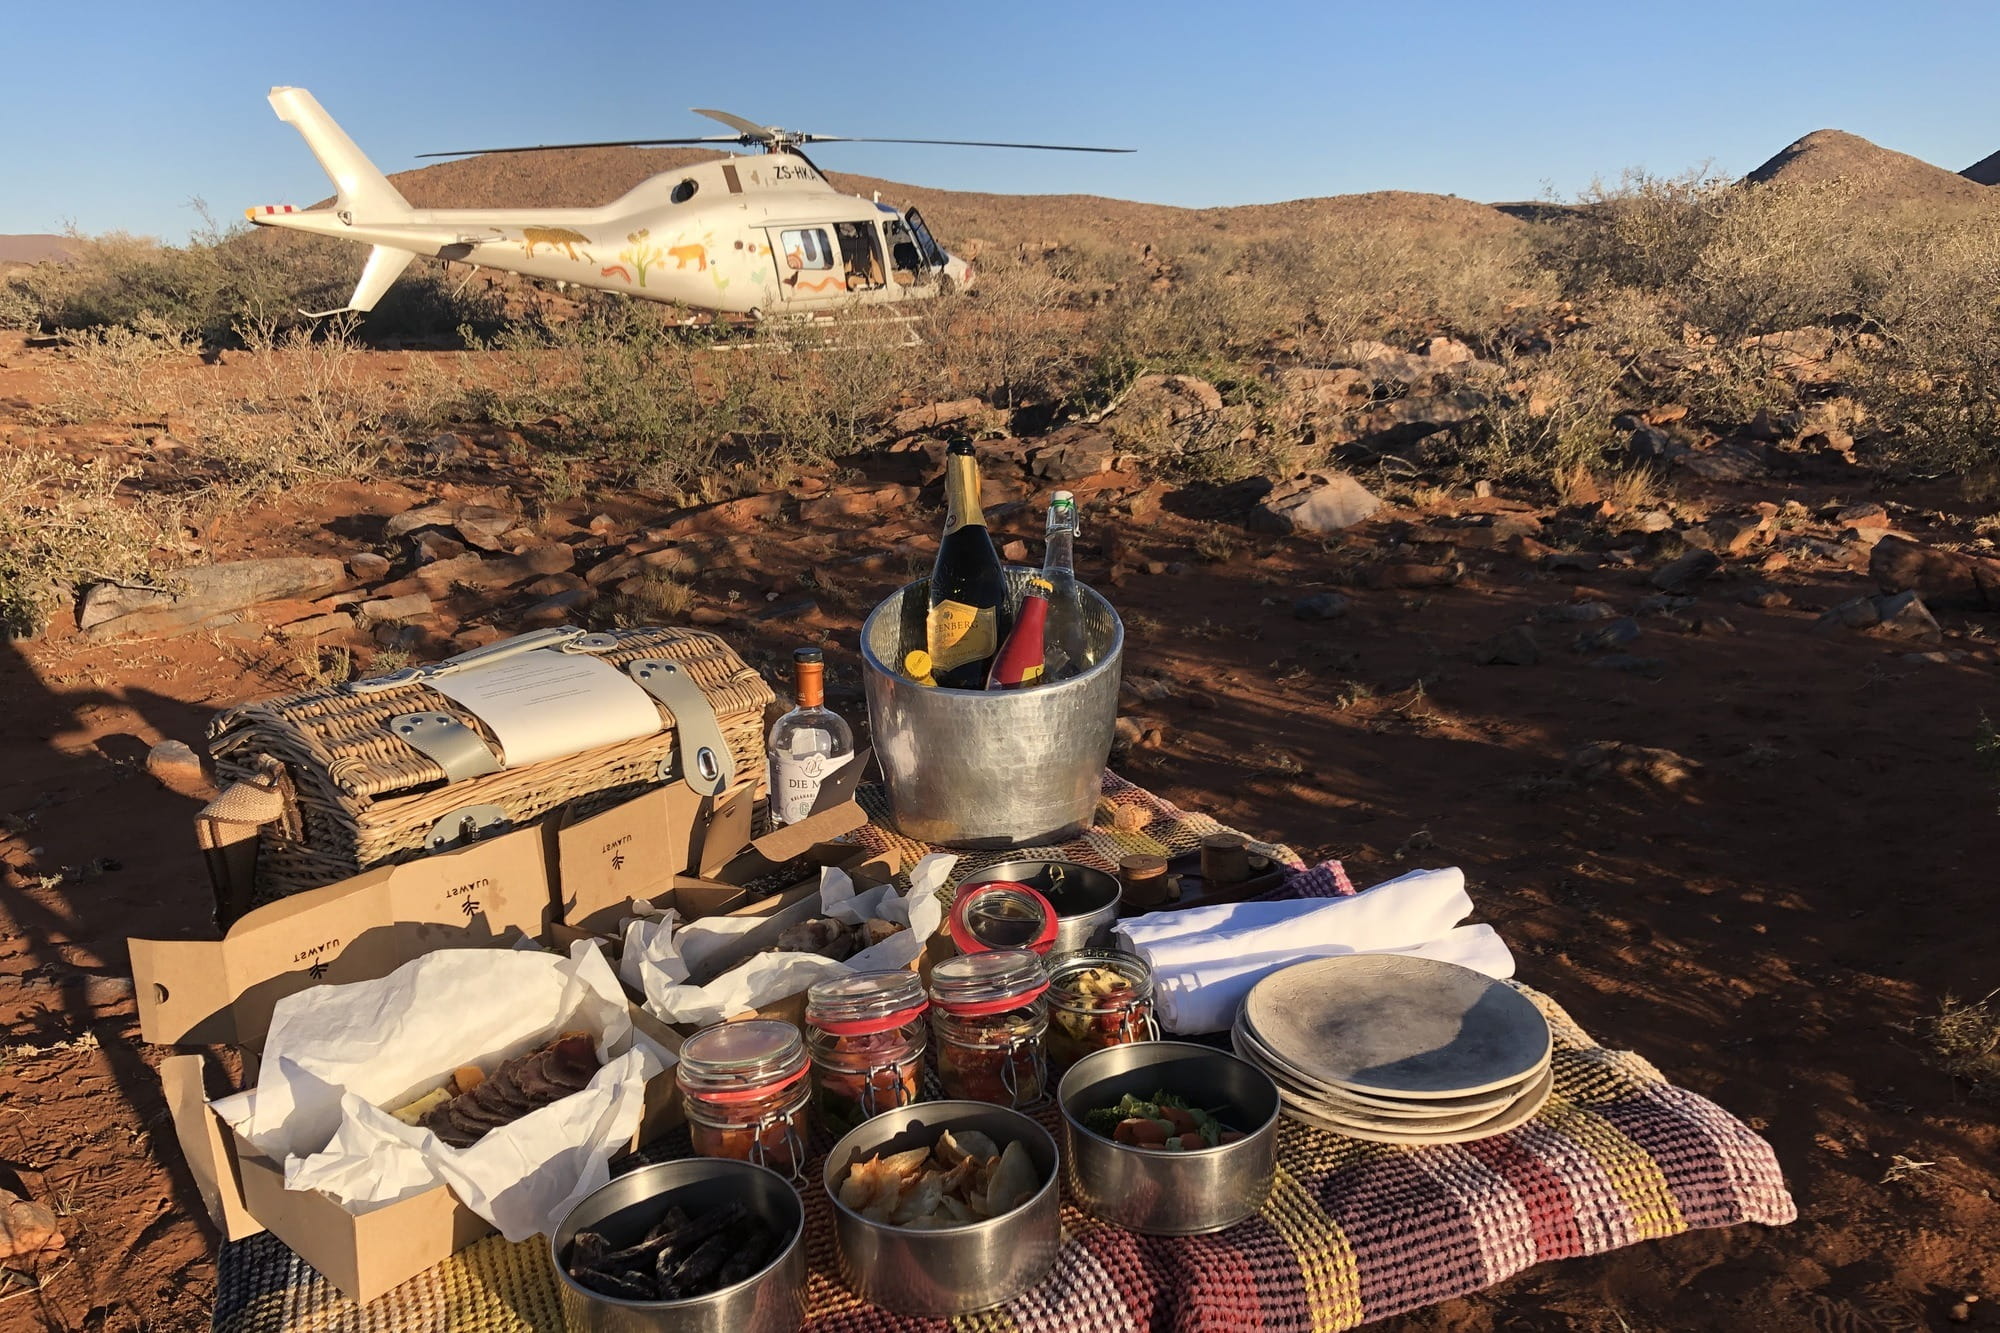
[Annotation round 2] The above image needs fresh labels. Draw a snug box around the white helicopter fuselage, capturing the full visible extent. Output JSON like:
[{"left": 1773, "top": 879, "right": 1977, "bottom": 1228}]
[{"left": 248, "top": 88, "right": 971, "bottom": 318}]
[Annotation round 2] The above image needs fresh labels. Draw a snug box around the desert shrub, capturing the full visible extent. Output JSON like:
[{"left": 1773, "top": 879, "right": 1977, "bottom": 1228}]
[
  {"left": 11, "top": 218, "right": 505, "bottom": 345},
  {"left": 40, "top": 317, "right": 203, "bottom": 424},
  {"left": 0, "top": 451, "right": 186, "bottom": 637},
  {"left": 911, "top": 256, "right": 1085, "bottom": 408},
  {"left": 1534, "top": 169, "right": 1733, "bottom": 297}
]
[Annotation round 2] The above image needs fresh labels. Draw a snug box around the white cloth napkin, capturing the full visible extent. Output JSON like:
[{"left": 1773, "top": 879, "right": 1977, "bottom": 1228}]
[{"left": 1113, "top": 868, "right": 1515, "bottom": 1034}]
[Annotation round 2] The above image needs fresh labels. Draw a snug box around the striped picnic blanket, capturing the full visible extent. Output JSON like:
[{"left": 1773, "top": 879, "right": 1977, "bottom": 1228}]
[{"left": 210, "top": 778, "right": 1795, "bottom": 1331}]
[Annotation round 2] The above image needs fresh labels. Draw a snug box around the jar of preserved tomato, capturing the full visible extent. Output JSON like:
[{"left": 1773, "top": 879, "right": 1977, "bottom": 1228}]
[
  {"left": 674, "top": 1019, "right": 810, "bottom": 1179},
  {"left": 1045, "top": 949, "right": 1157, "bottom": 1074},
  {"left": 805, "top": 971, "right": 929, "bottom": 1135},
  {"left": 928, "top": 949, "right": 1049, "bottom": 1108}
]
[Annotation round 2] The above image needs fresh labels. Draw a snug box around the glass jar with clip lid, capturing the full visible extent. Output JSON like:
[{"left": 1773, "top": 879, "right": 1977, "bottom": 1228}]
[
  {"left": 674, "top": 1018, "right": 811, "bottom": 1179},
  {"left": 1045, "top": 949, "right": 1158, "bottom": 1074},
  {"left": 805, "top": 970, "right": 929, "bottom": 1135},
  {"left": 928, "top": 949, "right": 1050, "bottom": 1108}
]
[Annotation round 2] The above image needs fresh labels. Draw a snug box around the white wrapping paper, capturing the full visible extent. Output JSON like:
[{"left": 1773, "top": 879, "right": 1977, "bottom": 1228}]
[
  {"left": 1115, "top": 868, "right": 1516, "bottom": 1034},
  {"left": 623, "top": 854, "right": 953, "bottom": 1026},
  {"left": 222, "top": 941, "right": 668, "bottom": 1242}
]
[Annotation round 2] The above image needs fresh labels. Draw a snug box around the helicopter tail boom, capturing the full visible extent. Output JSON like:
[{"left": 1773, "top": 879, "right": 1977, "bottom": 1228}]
[{"left": 268, "top": 86, "right": 412, "bottom": 219}]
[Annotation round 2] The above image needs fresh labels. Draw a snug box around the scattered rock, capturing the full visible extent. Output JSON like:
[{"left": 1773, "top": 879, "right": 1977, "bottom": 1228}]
[
  {"left": 1872, "top": 590, "right": 1943, "bottom": 643},
  {"left": 524, "top": 573, "right": 587, "bottom": 598},
  {"left": 1870, "top": 535, "right": 2000, "bottom": 611},
  {"left": 1000, "top": 539, "right": 1030, "bottom": 562},
  {"left": 1635, "top": 593, "right": 1697, "bottom": 617},
  {"left": 1575, "top": 617, "right": 1642, "bottom": 653},
  {"left": 0, "top": 1188, "right": 65, "bottom": 1263},
  {"left": 1476, "top": 625, "right": 1540, "bottom": 666},
  {"left": 80, "top": 557, "right": 346, "bottom": 641},
  {"left": 450, "top": 625, "right": 508, "bottom": 652},
  {"left": 1250, "top": 472, "right": 1382, "bottom": 535},
  {"left": 888, "top": 397, "right": 1004, "bottom": 436},
  {"left": 347, "top": 551, "right": 391, "bottom": 582},
  {"left": 356, "top": 593, "right": 435, "bottom": 625},
  {"left": 586, "top": 513, "right": 619, "bottom": 537},
  {"left": 1628, "top": 511, "right": 1675, "bottom": 534},
  {"left": 1473, "top": 480, "right": 1494, "bottom": 499},
  {"left": 1568, "top": 741, "right": 1701, "bottom": 787},
  {"left": 145, "top": 740, "right": 214, "bottom": 800},
  {"left": 414, "top": 551, "right": 563, "bottom": 597},
  {"left": 1361, "top": 561, "right": 1462, "bottom": 590},
  {"left": 1675, "top": 441, "right": 1774, "bottom": 482},
  {"left": 418, "top": 431, "right": 473, "bottom": 463},
  {"left": 689, "top": 606, "right": 733, "bottom": 627},
  {"left": 1114, "top": 716, "right": 1146, "bottom": 750},
  {"left": 524, "top": 543, "right": 577, "bottom": 576},
  {"left": 384, "top": 501, "right": 517, "bottom": 551},
  {"left": 1651, "top": 549, "right": 1722, "bottom": 592},
  {"left": 520, "top": 588, "right": 595, "bottom": 628},
  {"left": 1737, "top": 584, "right": 1792, "bottom": 610},
  {"left": 1293, "top": 592, "right": 1351, "bottom": 620},
  {"left": 1030, "top": 429, "right": 1118, "bottom": 483},
  {"left": 1816, "top": 597, "right": 1881, "bottom": 631},
  {"left": 281, "top": 611, "right": 356, "bottom": 639},
  {"left": 1535, "top": 601, "right": 1617, "bottom": 623},
  {"left": 1684, "top": 514, "right": 1767, "bottom": 556},
  {"left": 1835, "top": 501, "right": 1889, "bottom": 529},
  {"left": 1588, "top": 653, "right": 1668, "bottom": 676},
  {"left": 412, "top": 531, "right": 466, "bottom": 564}
]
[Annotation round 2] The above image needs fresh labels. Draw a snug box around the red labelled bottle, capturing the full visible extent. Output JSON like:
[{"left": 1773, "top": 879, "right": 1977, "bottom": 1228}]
[{"left": 986, "top": 576, "right": 1051, "bottom": 689}]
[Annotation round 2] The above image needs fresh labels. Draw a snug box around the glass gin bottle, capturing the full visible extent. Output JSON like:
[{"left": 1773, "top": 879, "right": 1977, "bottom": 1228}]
[
  {"left": 767, "top": 647, "right": 854, "bottom": 827},
  {"left": 1042, "top": 490, "right": 1095, "bottom": 679}
]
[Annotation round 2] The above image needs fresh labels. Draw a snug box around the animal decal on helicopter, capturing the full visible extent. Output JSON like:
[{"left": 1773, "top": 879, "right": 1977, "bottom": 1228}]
[
  {"left": 245, "top": 87, "right": 1128, "bottom": 320},
  {"left": 521, "top": 226, "right": 593, "bottom": 261}
]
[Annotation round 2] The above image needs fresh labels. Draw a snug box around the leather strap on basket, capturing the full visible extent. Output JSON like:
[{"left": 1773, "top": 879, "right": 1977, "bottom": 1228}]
[
  {"left": 626, "top": 658, "right": 735, "bottom": 797},
  {"left": 196, "top": 758, "right": 287, "bottom": 926}
]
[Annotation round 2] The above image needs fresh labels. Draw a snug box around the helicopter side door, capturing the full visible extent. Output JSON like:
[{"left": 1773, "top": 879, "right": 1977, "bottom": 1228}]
[
  {"left": 881, "top": 214, "right": 935, "bottom": 294},
  {"left": 766, "top": 224, "right": 850, "bottom": 305}
]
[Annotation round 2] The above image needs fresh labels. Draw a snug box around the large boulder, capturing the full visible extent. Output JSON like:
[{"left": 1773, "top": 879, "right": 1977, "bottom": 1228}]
[
  {"left": 383, "top": 501, "right": 517, "bottom": 551},
  {"left": 80, "top": 557, "right": 346, "bottom": 640},
  {"left": 1870, "top": 535, "right": 2000, "bottom": 611},
  {"left": 1249, "top": 472, "right": 1382, "bottom": 535}
]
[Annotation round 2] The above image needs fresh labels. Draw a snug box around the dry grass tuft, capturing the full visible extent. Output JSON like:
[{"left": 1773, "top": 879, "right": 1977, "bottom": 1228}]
[{"left": 1918, "top": 992, "right": 2000, "bottom": 1097}]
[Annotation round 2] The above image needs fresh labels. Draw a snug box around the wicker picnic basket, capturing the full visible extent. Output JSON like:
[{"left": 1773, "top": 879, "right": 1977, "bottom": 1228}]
[{"left": 199, "top": 626, "right": 774, "bottom": 918}]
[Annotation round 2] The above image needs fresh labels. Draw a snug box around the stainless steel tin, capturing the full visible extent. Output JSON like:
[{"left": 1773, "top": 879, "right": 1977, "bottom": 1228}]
[
  {"left": 1057, "top": 1041, "right": 1280, "bottom": 1236},
  {"left": 861, "top": 569, "right": 1123, "bottom": 849},
  {"left": 823, "top": 1100, "right": 1060, "bottom": 1316},
  {"left": 550, "top": 1159, "right": 806, "bottom": 1333},
  {"left": 960, "top": 859, "right": 1122, "bottom": 953}
]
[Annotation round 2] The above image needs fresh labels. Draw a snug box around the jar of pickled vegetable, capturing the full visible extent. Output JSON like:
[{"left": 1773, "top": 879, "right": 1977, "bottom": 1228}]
[
  {"left": 675, "top": 1019, "right": 810, "bottom": 1179},
  {"left": 928, "top": 949, "right": 1049, "bottom": 1108},
  {"left": 805, "top": 970, "right": 929, "bottom": 1135},
  {"left": 1045, "top": 950, "right": 1157, "bottom": 1073}
]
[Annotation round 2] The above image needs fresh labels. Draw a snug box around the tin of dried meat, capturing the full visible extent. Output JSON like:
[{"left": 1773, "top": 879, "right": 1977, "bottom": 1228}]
[{"left": 565, "top": 1202, "right": 783, "bottom": 1302}]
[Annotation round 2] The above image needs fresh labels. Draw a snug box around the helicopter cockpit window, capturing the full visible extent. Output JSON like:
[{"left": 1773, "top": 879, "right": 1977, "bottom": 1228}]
[
  {"left": 882, "top": 217, "right": 931, "bottom": 286},
  {"left": 670, "top": 178, "right": 698, "bottom": 204},
  {"left": 779, "top": 228, "right": 833, "bottom": 271},
  {"left": 834, "top": 221, "right": 883, "bottom": 290}
]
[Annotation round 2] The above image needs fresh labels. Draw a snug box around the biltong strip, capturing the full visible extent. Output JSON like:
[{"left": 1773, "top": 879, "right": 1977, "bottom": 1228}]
[
  {"left": 568, "top": 1265, "right": 655, "bottom": 1302},
  {"left": 656, "top": 1232, "right": 732, "bottom": 1299}
]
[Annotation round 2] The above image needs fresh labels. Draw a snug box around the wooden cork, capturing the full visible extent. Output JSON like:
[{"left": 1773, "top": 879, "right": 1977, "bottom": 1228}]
[
  {"left": 1200, "top": 833, "right": 1252, "bottom": 888},
  {"left": 1117, "top": 854, "right": 1170, "bottom": 909}
]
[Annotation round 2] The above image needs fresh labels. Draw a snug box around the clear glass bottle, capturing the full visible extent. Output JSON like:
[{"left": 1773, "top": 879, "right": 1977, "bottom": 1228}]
[
  {"left": 928, "top": 949, "right": 1049, "bottom": 1108},
  {"left": 1042, "top": 491, "right": 1094, "bottom": 680},
  {"left": 675, "top": 1018, "right": 811, "bottom": 1179},
  {"left": 1045, "top": 950, "right": 1157, "bottom": 1074},
  {"left": 804, "top": 971, "right": 929, "bottom": 1136},
  {"left": 767, "top": 646, "right": 854, "bottom": 827}
]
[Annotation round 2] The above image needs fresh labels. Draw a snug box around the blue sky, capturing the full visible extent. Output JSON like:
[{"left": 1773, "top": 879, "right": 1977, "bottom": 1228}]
[{"left": 6, "top": 1, "right": 1998, "bottom": 239}]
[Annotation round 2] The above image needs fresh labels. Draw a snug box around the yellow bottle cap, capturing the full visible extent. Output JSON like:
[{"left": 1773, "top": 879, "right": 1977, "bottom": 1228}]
[{"left": 905, "top": 650, "right": 934, "bottom": 675}]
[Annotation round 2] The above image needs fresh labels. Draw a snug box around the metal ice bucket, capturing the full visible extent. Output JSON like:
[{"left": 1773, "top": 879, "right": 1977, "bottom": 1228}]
[{"left": 861, "top": 569, "right": 1122, "bottom": 849}]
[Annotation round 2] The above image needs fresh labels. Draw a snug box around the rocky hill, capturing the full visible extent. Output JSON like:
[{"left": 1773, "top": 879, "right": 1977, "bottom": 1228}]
[
  {"left": 1745, "top": 129, "right": 1995, "bottom": 208},
  {"left": 0, "top": 234, "right": 71, "bottom": 265},
  {"left": 1960, "top": 148, "right": 2000, "bottom": 186}
]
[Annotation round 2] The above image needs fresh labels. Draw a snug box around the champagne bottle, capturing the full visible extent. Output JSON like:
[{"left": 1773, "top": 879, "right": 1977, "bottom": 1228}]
[
  {"left": 1042, "top": 490, "right": 1094, "bottom": 679},
  {"left": 926, "top": 438, "right": 1009, "bottom": 689},
  {"left": 903, "top": 649, "right": 938, "bottom": 686},
  {"left": 766, "top": 647, "right": 855, "bottom": 827},
  {"left": 986, "top": 576, "right": 1051, "bottom": 689}
]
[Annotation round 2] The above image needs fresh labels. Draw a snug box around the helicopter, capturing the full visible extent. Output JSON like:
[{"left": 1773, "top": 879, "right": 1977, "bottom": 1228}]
[{"left": 248, "top": 87, "right": 1130, "bottom": 320}]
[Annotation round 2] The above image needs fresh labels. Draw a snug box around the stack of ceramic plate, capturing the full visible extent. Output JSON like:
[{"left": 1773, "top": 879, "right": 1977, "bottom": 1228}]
[{"left": 1229, "top": 953, "right": 1554, "bottom": 1145}]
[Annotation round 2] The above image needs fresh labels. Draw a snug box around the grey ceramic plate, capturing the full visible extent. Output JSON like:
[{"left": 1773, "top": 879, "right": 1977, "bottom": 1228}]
[
  {"left": 1280, "top": 1063, "right": 1555, "bottom": 1145},
  {"left": 1243, "top": 955, "right": 1552, "bottom": 1099},
  {"left": 1231, "top": 1019, "right": 1541, "bottom": 1116}
]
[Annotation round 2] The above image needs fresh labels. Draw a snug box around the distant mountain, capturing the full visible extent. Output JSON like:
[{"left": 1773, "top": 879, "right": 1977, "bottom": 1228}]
[
  {"left": 1960, "top": 149, "right": 2000, "bottom": 186},
  {"left": 1745, "top": 129, "right": 1993, "bottom": 208},
  {"left": 0, "top": 234, "right": 71, "bottom": 264}
]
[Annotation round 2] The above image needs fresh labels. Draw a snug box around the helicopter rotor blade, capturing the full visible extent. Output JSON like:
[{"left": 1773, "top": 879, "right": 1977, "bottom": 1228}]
[
  {"left": 804, "top": 136, "right": 1134, "bottom": 153},
  {"left": 416, "top": 136, "right": 743, "bottom": 159},
  {"left": 691, "top": 108, "right": 777, "bottom": 140}
]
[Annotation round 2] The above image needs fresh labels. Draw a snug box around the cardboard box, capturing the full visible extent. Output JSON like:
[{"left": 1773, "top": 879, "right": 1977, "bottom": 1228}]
[
  {"left": 132, "top": 824, "right": 684, "bottom": 1304},
  {"left": 556, "top": 752, "right": 877, "bottom": 936}
]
